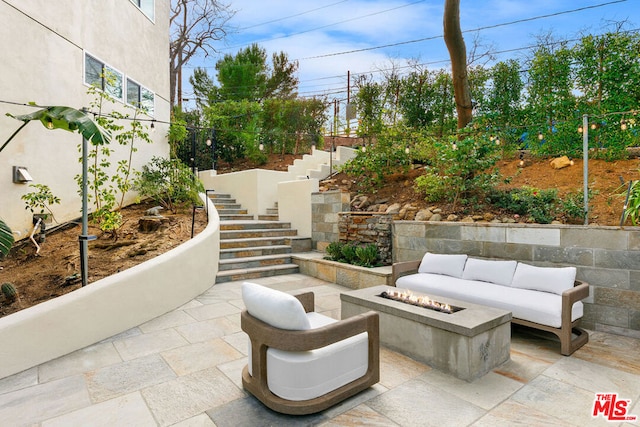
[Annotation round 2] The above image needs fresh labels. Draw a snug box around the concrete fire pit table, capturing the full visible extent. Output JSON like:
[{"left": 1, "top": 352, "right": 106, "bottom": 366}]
[{"left": 340, "top": 285, "right": 512, "bottom": 381}]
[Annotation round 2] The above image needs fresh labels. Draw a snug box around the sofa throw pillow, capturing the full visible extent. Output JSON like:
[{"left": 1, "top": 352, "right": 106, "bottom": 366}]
[
  {"left": 511, "top": 263, "right": 576, "bottom": 295},
  {"left": 462, "top": 258, "right": 518, "bottom": 286},
  {"left": 418, "top": 253, "right": 468, "bottom": 278},
  {"left": 242, "top": 282, "right": 311, "bottom": 330}
]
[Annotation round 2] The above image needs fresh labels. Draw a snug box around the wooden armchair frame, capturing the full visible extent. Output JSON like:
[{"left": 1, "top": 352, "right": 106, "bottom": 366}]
[{"left": 241, "top": 291, "right": 380, "bottom": 415}]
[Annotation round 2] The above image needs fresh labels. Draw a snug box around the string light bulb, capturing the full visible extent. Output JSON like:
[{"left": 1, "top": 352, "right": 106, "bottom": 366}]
[
  {"left": 538, "top": 132, "right": 544, "bottom": 140},
  {"left": 621, "top": 120, "right": 628, "bottom": 130},
  {"left": 578, "top": 126, "right": 583, "bottom": 133}
]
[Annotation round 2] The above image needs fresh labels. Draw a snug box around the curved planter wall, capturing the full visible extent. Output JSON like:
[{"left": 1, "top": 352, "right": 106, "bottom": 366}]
[{"left": 0, "top": 197, "right": 220, "bottom": 379}]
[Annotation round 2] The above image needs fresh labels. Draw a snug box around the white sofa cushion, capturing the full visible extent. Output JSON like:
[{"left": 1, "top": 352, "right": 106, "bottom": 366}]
[
  {"left": 242, "top": 282, "right": 310, "bottom": 330},
  {"left": 264, "top": 312, "right": 369, "bottom": 401},
  {"left": 462, "top": 258, "right": 517, "bottom": 286},
  {"left": 511, "top": 263, "right": 576, "bottom": 295},
  {"left": 396, "top": 273, "right": 583, "bottom": 328},
  {"left": 418, "top": 252, "right": 468, "bottom": 278}
]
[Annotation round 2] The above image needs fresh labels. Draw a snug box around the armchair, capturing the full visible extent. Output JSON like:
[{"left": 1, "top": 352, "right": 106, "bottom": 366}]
[{"left": 240, "top": 282, "right": 380, "bottom": 415}]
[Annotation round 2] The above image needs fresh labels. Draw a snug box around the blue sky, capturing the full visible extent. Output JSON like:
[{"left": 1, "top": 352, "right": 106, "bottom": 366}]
[{"left": 182, "top": 0, "right": 635, "bottom": 105}]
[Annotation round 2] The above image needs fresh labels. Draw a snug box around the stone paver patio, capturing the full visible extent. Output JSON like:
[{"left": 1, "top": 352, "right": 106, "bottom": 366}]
[{"left": 1, "top": 273, "right": 639, "bottom": 426}]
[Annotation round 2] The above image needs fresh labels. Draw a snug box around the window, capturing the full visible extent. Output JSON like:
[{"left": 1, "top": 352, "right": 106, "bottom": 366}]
[
  {"left": 131, "top": 0, "right": 155, "bottom": 21},
  {"left": 84, "top": 53, "right": 123, "bottom": 101},
  {"left": 127, "top": 79, "right": 155, "bottom": 116}
]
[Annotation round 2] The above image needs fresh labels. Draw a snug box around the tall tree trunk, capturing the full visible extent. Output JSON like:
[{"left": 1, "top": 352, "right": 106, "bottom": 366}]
[{"left": 443, "top": 0, "right": 473, "bottom": 131}]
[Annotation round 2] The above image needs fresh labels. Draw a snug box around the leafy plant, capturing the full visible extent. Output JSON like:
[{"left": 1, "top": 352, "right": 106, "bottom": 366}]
[
  {"left": 21, "top": 184, "right": 61, "bottom": 220},
  {"left": 621, "top": 180, "right": 640, "bottom": 225},
  {"left": 340, "top": 243, "right": 358, "bottom": 264},
  {"left": 74, "top": 71, "right": 153, "bottom": 236},
  {"left": 355, "top": 244, "right": 379, "bottom": 267},
  {"left": 0, "top": 219, "right": 14, "bottom": 259},
  {"left": 339, "top": 125, "right": 412, "bottom": 191},
  {"left": 415, "top": 134, "right": 501, "bottom": 208},
  {"left": 325, "top": 241, "right": 344, "bottom": 261},
  {"left": 414, "top": 169, "right": 449, "bottom": 203},
  {"left": 559, "top": 191, "right": 588, "bottom": 224},
  {"left": 324, "top": 241, "right": 380, "bottom": 267},
  {"left": 133, "top": 156, "right": 204, "bottom": 213},
  {"left": 490, "top": 187, "right": 559, "bottom": 224},
  {"left": 98, "top": 211, "right": 123, "bottom": 237}
]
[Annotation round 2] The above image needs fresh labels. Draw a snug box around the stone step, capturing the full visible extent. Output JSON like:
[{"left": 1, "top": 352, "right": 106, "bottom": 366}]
[
  {"left": 219, "top": 245, "right": 292, "bottom": 259},
  {"left": 220, "top": 228, "right": 298, "bottom": 240},
  {"left": 215, "top": 203, "right": 241, "bottom": 209},
  {"left": 218, "top": 254, "right": 293, "bottom": 271},
  {"left": 208, "top": 193, "right": 232, "bottom": 199},
  {"left": 219, "top": 214, "right": 255, "bottom": 221},
  {"left": 266, "top": 208, "right": 279, "bottom": 215},
  {"left": 220, "top": 236, "right": 290, "bottom": 249},
  {"left": 210, "top": 196, "right": 236, "bottom": 203},
  {"left": 216, "top": 208, "right": 249, "bottom": 215},
  {"left": 257, "top": 214, "right": 279, "bottom": 221},
  {"left": 220, "top": 221, "right": 291, "bottom": 230},
  {"left": 215, "top": 264, "right": 300, "bottom": 283}
]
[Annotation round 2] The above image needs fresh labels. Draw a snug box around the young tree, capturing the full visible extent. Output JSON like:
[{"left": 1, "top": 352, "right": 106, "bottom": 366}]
[
  {"left": 170, "top": 0, "right": 234, "bottom": 109},
  {"left": 216, "top": 44, "right": 269, "bottom": 101},
  {"left": 482, "top": 59, "right": 524, "bottom": 127},
  {"left": 214, "top": 44, "right": 300, "bottom": 102},
  {"left": 266, "top": 52, "right": 299, "bottom": 99}
]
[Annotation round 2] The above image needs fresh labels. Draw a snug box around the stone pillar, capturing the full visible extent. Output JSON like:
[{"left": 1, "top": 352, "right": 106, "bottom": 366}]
[{"left": 311, "top": 190, "right": 350, "bottom": 251}]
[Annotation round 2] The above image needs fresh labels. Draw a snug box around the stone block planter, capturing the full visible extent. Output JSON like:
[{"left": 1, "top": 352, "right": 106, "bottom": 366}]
[{"left": 292, "top": 252, "right": 392, "bottom": 289}]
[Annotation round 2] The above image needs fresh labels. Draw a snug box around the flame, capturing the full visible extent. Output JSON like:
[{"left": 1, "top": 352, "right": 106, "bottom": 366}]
[{"left": 384, "top": 288, "right": 454, "bottom": 314}]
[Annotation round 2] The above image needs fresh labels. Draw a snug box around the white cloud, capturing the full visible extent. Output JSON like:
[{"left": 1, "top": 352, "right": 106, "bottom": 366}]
[{"left": 181, "top": 0, "right": 634, "bottom": 103}]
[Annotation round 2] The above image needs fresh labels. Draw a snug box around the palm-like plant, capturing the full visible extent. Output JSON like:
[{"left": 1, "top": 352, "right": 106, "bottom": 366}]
[{"left": 1, "top": 105, "right": 110, "bottom": 254}]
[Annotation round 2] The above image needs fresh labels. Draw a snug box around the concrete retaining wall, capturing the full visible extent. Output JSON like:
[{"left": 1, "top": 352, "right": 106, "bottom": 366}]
[
  {"left": 393, "top": 221, "right": 640, "bottom": 338},
  {"left": 0, "top": 195, "right": 220, "bottom": 380},
  {"left": 311, "top": 190, "right": 640, "bottom": 338}
]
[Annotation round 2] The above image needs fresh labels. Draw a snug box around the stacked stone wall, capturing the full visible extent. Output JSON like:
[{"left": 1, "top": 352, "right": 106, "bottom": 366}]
[{"left": 338, "top": 212, "right": 393, "bottom": 265}]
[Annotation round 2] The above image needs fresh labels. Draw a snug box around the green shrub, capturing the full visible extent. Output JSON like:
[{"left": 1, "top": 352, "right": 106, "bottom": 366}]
[
  {"left": 559, "top": 191, "right": 588, "bottom": 224},
  {"left": 340, "top": 243, "right": 358, "bottom": 264},
  {"left": 490, "top": 187, "right": 559, "bottom": 224},
  {"left": 324, "top": 241, "right": 380, "bottom": 267},
  {"left": 414, "top": 169, "right": 449, "bottom": 202},
  {"left": 325, "top": 241, "right": 344, "bottom": 261},
  {"left": 133, "top": 156, "right": 204, "bottom": 213},
  {"left": 414, "top": 134, "right": 501, "bottom": 208},
  {"left": 355, "top": 244, "right": 379, "bottom": 267}
]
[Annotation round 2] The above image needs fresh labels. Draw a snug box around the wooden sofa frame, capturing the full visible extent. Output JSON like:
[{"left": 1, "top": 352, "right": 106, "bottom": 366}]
[
  {"left": 241, "top": 291, "right": 380, "bottom": 415},
  {"left": 392, "top": 260, "right": 589, "bottom": 356}
]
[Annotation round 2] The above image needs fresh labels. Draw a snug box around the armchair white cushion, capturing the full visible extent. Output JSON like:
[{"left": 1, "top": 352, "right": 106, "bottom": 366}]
[
  {"left": 240, "top": 282, "right": 380, "bottom": 415},
  {"left": 242, "top": 281, "right": 310, "bottom": 330}
]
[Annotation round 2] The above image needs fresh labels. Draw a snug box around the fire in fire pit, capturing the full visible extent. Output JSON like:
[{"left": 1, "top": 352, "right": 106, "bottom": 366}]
[{"left": 379, "top": 288, "right": 464, "bottom": 314}]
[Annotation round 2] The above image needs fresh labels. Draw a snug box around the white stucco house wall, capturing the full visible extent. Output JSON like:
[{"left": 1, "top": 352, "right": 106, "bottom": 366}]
[{"left": 0, "top": 0, "right": 170, "bottom": 240}]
